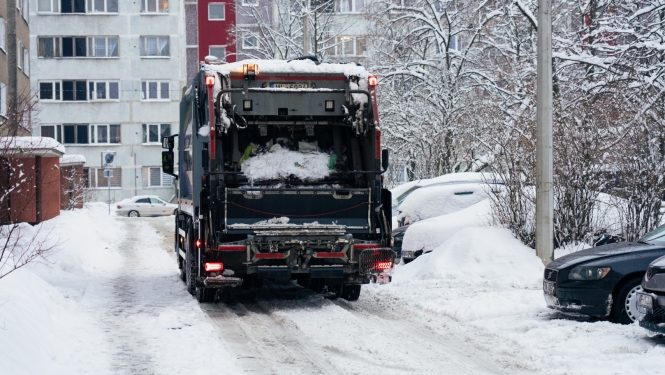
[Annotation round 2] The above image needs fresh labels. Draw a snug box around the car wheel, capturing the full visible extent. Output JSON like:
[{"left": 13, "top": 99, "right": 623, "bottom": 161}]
[
  {"left": 128, "top": 210, "right": 139, "bottom": 218},
  {"left": 612, "top": 277, "right": 643, "bottom": 324}
]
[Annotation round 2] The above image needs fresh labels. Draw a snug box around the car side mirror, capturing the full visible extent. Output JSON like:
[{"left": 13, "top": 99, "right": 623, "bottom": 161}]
[{"left": 382, "top": 149, "right": 389, "bottom": 171}]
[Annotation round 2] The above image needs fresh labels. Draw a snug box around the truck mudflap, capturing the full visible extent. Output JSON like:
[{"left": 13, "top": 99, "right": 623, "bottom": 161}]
[
  {"left": 359, "top": 248, "right": 395, "bottom": 274},
  {"left": 204, "top": 275, "right": 244, "bottom": 288}
]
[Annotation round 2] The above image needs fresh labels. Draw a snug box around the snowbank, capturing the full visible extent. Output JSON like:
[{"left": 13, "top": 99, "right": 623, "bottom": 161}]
[
  {"left": 0, "top": 136, "right": 66, "bottom": 154},
  {"left": 241, "top": 147, "right": 331, "bottom": 183},
  {"left": 401, "top": 199, "right": 491, "bottom": 252},
  {"left": 395, "top": 227, "right": 543, "bottom": 289},
  {"left": 204, "top": 59, "right": 369, "bottom": 79}
]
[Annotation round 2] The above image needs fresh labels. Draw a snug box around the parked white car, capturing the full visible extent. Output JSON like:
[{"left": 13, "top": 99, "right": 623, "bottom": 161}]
[{"left": 116, "top": 195, "right": 177, "bottom": 217}]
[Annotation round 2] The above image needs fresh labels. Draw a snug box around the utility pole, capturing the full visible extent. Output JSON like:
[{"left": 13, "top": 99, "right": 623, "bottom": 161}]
[
  {"left": 302, "top": 0, "right": 309, "bottom": 55},
  {"left": 536, "top": 0, "right": 554, "bottom": 265}
]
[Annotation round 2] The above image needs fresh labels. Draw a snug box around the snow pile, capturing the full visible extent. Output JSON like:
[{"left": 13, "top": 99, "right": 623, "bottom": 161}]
[
  {"left": 241, "top": 146, "right": 331, "bottom": 183},
  {"left": 204, "top": 59, "right": 369, "bottom": 80},
  {"left": 395, "top": 227, "right": 543, "bottom": 288},
  {"left": 0, "top": 136, "right": 66, "bottom": 154},
  {"left": 397, "top": 183, "right": 489, "bottom": 224},
  {"left": 401, "top": 199, "right": 491, "bottom": 252},
  {"left": 60, "top": 154, "right": 86, "bottom": 165}
]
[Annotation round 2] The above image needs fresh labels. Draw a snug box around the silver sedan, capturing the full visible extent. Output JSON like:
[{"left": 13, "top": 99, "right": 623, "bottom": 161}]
[{"left": 116, "top": 195, "right": 178, "bottom": 217}]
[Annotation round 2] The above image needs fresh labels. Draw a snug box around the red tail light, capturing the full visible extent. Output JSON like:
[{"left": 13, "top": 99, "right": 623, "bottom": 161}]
[
  {"left": 368, "top": 75, "right": 378, "bottom": 86},
  {"left": 315, "top": 252, "right": 346, "bottom": 258},
  {"left": 117, "top": 205, "right": 122, "bottom": 209},
  {"left": 375, "top": 261, "right": 392, "bottom": 271},
  {"left": 205, "top": 75, "right": 216, "bottom": 86},
  {"left": 204, "top": 262, "right": 223, "bottom": 272},
  {"left": 196, "top": 239, "right": 202, "bottom": 248},
  {"left": 218, "top": 245, "right": 247, "bottom": 251},
  {"left": 375, "top": 129, "right": 381, "bottom": 159},
  {"left": 354, "top": 243, "right": 379, "bottom": 250},
  {"left": 255, "top": 253, "right": 287, "bottom": 259}
]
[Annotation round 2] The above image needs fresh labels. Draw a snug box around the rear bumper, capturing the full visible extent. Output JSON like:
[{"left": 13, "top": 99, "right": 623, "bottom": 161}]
[
  {"left": 639, "top": 293, "right": 665, "bottom": 333},
  {"left": 203, "top": 275, "right": 244, "bottom": 288}
]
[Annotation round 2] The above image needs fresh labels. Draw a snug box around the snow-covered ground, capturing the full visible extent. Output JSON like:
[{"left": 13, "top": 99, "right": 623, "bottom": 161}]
[{"left": 2, "top": 204, "right": 665, "bottom": 374}]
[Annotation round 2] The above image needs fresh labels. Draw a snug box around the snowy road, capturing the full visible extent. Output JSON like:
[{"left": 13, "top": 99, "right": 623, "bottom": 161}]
[{"left": 5, "top": 206, "right": 665, "bottom": 375}]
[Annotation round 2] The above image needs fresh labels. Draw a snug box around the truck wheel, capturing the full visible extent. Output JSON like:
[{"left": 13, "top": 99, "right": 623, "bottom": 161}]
[
  {"left": 185, "top": 225, "right": 197, "bottom": 296},
  {"left": 179, "top": 257, "right": 186, "bottom": 283},
  {"left": 341, "top": 285, "right": 361, "bottom": 301}
]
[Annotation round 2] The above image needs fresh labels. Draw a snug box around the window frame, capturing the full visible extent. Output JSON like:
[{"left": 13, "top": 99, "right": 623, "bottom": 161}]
[
  {"left": 0, "top": 83, "right": 7, "bottom": 117},
  {"left": 40, "top": 124, "right": 63, "bottom": 143},
  {"left": 95, "top": 167, "right": 122, "bottom": 189},
  {"left": 39, "top": 81, "right": 62, "bottom": 101},
  {"left": 88, "top": 80, "right": 120, "bottom": 101},
  {"left": 208, "top": 3, "right": 226, "bottom": 20},
  {"left": 242, "top": 33, "right": 258, "bottom": 49},
  {"left": 332, "top": 36, "right": 366, "bottom": 56},
  {"left": 140, "top": 80, "right": 170, "bottom": 101},
  {"left": 139, "top": 36, "right": 170, "bottom": 57},
  {"left": 86, "top": 0, "right": 119, "bottom": 13},
  {"left": 63, "top": 124, "right": 91, "bottom": 145},
  {"left": 16, "top": 39, "right": 22, "bottom": 69},
  {"left": 37, "top": 0, "right": 60, "bottom": 13},
  {"left": 89, "top": 124, "right": 121, "bottom": 144},
  {"left": 338, "top": 0, "right": 364, "bottom": 13},
  {"left": 22, "top": 0, "right": 30, "bottom": 22},
  {"left": 208, "top": 45, "right": 226, "bottom": 61},
  {"left": 142, "top": 123, "right": 171, "bottom": 144},
  {"left": 0, "top": 18, "right": 5, "bottom": 52},
  {"left": 148, "top": 166, "right": 172, "bottom": 187},
  {"left": 241, "top": 0, "right": 258, "bottom": 6},
  {"left": 22, "top": 48, "right": 29, "bottom": 77},
  {"left": 87, "top": 36, "right": 119, "bottom": 57},
  {"left": 141, "top": 0, "right": 169, "bottom": 13}
]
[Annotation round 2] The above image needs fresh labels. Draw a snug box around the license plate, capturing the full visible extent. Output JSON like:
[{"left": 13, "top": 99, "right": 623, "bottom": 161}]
[
  {"left": 270, "top": 82, "right": 309, "bottom": 89},
  {"left": 638, "top": 292, "right": 653, "bottom": 310},
  {"left": 543, "top": 281, "right": 555, "bottom": 296}
]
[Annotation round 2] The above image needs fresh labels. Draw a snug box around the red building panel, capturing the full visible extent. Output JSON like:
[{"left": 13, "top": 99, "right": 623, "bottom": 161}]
[{"left": 198, "top": 0, "right": 236, "bottom": 62}]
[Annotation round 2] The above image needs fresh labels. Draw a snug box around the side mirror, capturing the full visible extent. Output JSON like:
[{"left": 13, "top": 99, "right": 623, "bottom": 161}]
[
  {"left": 162, "top": 134, "right": 177, "bottom": 149},
  {"left": 162, "top": 150, "right": 175, "bottom": 176},
  {"left": 382, "top": 149, "right": 389, "bottom": 171}
]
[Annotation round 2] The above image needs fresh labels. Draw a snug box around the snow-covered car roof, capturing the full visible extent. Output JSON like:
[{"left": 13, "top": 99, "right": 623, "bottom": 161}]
[{"left": 397, "top": 183, "right": 490, "bottom": 225}]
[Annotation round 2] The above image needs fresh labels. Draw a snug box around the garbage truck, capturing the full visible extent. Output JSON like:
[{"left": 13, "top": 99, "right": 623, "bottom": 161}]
[{"left": 161, "top": 57, "right": 393, "bottom": 302}]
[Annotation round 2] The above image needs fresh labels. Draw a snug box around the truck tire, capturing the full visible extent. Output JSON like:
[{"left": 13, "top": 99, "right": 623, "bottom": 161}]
[
  {"left": 185, "top": 224, "right": 197, "bottom": 296},
  {"left": 341, "top": 285, "right": 361, "bottom": 301},
  {"left": 179, "top": 257, "right": 186, "bottom": 283}
]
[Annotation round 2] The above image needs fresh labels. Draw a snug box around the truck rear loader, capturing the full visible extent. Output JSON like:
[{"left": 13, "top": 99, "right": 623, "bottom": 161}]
[{"left": 162, "top": 58, "right": 393, "bottom": 302}]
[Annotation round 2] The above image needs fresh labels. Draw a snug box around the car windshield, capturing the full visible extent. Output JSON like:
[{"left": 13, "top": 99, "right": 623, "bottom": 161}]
[{"left": 640, "top": 225, "right": 665, "bottom": 243}]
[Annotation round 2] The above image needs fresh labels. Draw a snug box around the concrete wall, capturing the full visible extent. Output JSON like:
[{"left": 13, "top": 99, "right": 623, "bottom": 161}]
[{"left": 29, "top": 0, "right": 184, "bottom": 204}]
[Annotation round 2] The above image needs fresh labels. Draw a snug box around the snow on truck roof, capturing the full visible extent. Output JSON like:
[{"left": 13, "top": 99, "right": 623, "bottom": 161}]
[{"left": 202, "top": 59, "right": 371, "bottom": 78}]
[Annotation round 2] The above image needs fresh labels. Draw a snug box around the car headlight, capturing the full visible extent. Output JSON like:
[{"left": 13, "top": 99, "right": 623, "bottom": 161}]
[{"left": 568, "top": 266, "right": 611, "bottom": 280}]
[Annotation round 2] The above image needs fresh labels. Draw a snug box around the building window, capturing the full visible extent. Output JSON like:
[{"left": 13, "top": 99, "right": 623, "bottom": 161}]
[
  {"left": 17, "top": 40, "right": 22, "bottom": 69},
  {"left": 141, "top": 0, "right": 168, "bottom": 13},
  {"left": 147, "top": 167, "right": 172, "bottom": 187},
  {"left": 22, "top": 0, "right": 30, "bottom": 22},
  {"left": 312, "top": 0, "right": 334, "bottom": 13},
  {"left": 38, "top": 37, "right": 60, "bottom": 57},
  {"left": 63, "top": 124, "right": 90, "bottom": 144},
  {"left": 332, "top": 36, "right": 366, "bottom": 56},
  {"left": 38, "top": 0, "right": 60, "bottom": 13},
  {"left": 22, "top": 48, "right": 29, "bottom": 76},
  {"left": 62, "top": 80, "right": 88, "bottom": 101},
  {"left": 209, "top": 46, "right": 226, "bottom": 61},
  {"left": 90, "top": 124, "right": 121, "bottom": 144},
  {"left": 39, "top": 36, "right": 118, "bottom": 58},
  {"left": 88, "top": 81, "right": 120, "bottom": 100},
  {"left": 0, "top": 18, "right": 5, "bottom": 51},
  {"left": 86, "top": 0, "right": 118, "bottom": 13},
  {"left": 142, "top": 124, "right": 171, "bottom": 144},
  {"left": 0, "top": 83, "right": 6, "bottom": 117},
  {"left": 41, "top": 125, "right": 63, "bottom": 143},
  {"left": 242, "top": 0, "right": 257, "bottom": 6},
  {"left": 39, "top": 81, "right": 61, "bottom": 100},
  {"left": 61, "top": 0, "right": 86, "bottom": 13},
  {"left": 96, "top": 168, "right": 122, "bottom": 188},
  {"left": 339, "top": 0, "right": 364, "bottom": 12},
  {"left": 208, "top": 3, "right": 225, "bottom": 20},
  {"left": 242, "top": 34, "right": 258, "bottom": 49},
  {"left": 140, "top": 36, "right": 169, "bottom": 57},
  {"left": 87, "top": 37, "right": 119, "bottom": 57},
  {"left": 141, "top": 81, "right": 170, "bottom": 100}
]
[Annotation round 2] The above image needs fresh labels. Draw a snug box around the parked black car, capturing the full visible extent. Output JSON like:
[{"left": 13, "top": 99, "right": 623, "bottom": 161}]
[
  {"left": 638, "top": 246, "right": 665, "bottom": 333},
  {"left": 544, "top": 226, "right": 665, "bottom": 324}
]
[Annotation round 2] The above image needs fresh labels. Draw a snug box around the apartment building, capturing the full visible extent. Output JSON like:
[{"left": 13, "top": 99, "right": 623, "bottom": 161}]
[
  {"left": 30, "top": 0, "right": 185, "bottom": 203},
  {"left": 184, "top": 0, "right": 236, "bottom": 82},
  {"left": 0, "top": 0, "right": 31, "bottom": 136}
]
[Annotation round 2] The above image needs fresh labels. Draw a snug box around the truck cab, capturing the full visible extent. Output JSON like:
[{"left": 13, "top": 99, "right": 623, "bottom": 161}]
[{"left": 163, "top": 58, "right": 393, "bottom": 302}]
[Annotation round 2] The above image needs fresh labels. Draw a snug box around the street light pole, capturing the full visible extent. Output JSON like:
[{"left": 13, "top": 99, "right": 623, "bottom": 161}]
[{"left": 536, "top": 0, "right": 554, "bottom": 265}]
